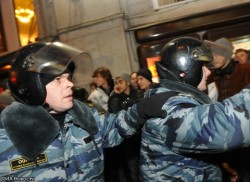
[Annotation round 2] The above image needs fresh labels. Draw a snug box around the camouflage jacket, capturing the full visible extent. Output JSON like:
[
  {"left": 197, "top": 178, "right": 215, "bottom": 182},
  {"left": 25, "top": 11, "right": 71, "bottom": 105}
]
[
  {"left": 140, "top": 80, "right": 250, "bottom": 182},
  {"left": 0, "top": 100, "right": 142, "bottom": 182}
]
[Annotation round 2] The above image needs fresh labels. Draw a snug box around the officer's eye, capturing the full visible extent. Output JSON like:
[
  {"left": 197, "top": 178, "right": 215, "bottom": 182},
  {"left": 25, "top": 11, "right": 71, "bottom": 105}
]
[
  {"left": 53, "top": 73, "right": 72, "bottom": 82},
  {"left": 68, "top": 76, "right": 73, "bottom": 82},
  {"left": 55, "top": 77, "right": 61, "bottom": 81}
]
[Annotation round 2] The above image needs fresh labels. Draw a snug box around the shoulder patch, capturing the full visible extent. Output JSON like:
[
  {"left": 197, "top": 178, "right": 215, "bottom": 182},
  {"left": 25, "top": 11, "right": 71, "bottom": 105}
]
[{"left": 10, "top": 152, "right": 48, "bottom": 171}]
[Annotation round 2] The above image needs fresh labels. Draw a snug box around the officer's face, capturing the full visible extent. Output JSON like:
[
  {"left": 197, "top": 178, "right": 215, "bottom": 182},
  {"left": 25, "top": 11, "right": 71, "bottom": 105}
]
[
  {"left": 197, "top": 66, "right": 211, "bottom": 91},
  {"left": 45, "top": 73, "right": 74, "bottom": 113}
]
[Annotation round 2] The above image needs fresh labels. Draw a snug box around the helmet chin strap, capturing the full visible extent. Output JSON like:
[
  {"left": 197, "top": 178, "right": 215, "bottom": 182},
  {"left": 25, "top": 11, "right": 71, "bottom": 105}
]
[{"left": 156, "top": 62, "right": 180, "bottom": 81}]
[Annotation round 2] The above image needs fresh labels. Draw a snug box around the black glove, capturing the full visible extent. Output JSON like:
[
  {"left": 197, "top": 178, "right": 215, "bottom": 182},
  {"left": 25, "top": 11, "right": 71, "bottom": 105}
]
[{"left": 137, "top": 91, "right": 177, "bottom": 119}]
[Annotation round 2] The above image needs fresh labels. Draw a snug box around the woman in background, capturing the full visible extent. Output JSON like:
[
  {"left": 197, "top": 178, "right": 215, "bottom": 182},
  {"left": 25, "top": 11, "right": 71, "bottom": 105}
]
[{"left": 88, "top": 67, "right": 114, "bottom": 112}]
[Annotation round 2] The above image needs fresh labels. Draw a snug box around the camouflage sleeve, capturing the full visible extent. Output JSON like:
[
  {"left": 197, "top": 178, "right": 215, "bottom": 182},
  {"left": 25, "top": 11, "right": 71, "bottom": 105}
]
[
  {"left": 161, "top": 86, "right": 250, "bottom": 154},
  {"left": 92, "top": 105, "right": 142, "bottom": 148}
]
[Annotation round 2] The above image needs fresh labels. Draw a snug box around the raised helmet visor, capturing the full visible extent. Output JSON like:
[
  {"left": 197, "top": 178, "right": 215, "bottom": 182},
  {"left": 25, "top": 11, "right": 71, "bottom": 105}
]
[{"left": 24, "top": 42, "right": 82, "bottom": 75}]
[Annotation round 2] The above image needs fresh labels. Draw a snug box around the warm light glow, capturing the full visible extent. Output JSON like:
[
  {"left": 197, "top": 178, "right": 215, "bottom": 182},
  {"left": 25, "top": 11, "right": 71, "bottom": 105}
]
[
  {"left": 0, "top": 65, "right": 12, "bottom": 70},
  {"left": 15, "top": 8, "right": 34, "bottom": 23},
  {"left": 146, "top": 56, "right": 161, "bottom": 83}
]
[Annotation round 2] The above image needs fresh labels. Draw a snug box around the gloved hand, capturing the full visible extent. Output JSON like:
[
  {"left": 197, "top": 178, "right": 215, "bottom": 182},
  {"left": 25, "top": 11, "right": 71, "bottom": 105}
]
[{"left": 136, "top": 91, "right": 177, "bottom": 119}]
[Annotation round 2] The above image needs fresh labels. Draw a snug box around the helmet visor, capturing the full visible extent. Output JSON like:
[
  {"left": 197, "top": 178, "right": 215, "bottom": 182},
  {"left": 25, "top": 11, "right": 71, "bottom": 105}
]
[
  {"left": 26, "top": 42, "right": 82, "bottom": 75},
  {"left": 190, "top": 42, "right": 214, "bottom": 69},
  {"left": 25, "top": 42, "right": 93, "bottom": 88},
  {"left": 203, "top": 39, "right": 233, "bottom": 69},
  {"left": 204, "top": 39, "right": 233, "bottom": 56},
  {"left": 72, "top": 52, "right": 93, "bottom": 89}
]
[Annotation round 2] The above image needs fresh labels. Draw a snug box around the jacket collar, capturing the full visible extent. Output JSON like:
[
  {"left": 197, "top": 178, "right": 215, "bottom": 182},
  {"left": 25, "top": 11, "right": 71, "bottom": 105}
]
[{"left": 160, "top": 80, "right": 212, "bottom": 104}]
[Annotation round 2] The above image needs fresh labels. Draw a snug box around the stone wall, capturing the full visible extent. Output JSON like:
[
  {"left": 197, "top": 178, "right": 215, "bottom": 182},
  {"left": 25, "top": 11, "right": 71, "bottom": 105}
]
[{"left": 35, "top": 0, "right": 250, "bottom": 90}]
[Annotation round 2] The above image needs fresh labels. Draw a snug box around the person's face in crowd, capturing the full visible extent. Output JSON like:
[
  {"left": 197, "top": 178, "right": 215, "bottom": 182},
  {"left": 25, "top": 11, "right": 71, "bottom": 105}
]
[
  {"left": 137, "top": 76, "right": 151, "bottom": 90},
  {"left": 45, "top": 73, "right": 74, "bottom": 113},
  {"left": 235, "top": 51, "right": 248, "bottom": 64},
  {"left": 93, "top": 73, "right": 107, "bottom": 87},
  {"left": 114, "top": 77, "right": 128, "bottom": 94},
  {"left": 130, "top": 73, "right": 138, "bottom": 89},
  {"left": 197, "top": 66, "right": 211, "bottom": 91},
  {"left": 212, "top": 54, "right": 229, "bottom": 69}
]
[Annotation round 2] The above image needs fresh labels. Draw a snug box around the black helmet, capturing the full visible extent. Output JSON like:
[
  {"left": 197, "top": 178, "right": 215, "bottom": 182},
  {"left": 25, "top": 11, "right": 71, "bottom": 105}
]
[
  {"left": 7, "top": 42, "right": 85, "bottom": 106},
  {"left": 156, "top": 37, "right": 213, "bottom": 87}
]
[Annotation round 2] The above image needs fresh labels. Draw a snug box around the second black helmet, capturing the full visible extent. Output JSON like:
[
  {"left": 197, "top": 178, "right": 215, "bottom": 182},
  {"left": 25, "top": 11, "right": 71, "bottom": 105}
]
[{"left": 156, "top": 37, "right": 213, "bottom": 87}]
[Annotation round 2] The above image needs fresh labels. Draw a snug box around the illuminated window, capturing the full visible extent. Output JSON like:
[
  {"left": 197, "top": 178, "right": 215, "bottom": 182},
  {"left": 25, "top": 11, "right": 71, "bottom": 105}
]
[{"left": 14, "top": 0, "right": 38, "bottom": 46}]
